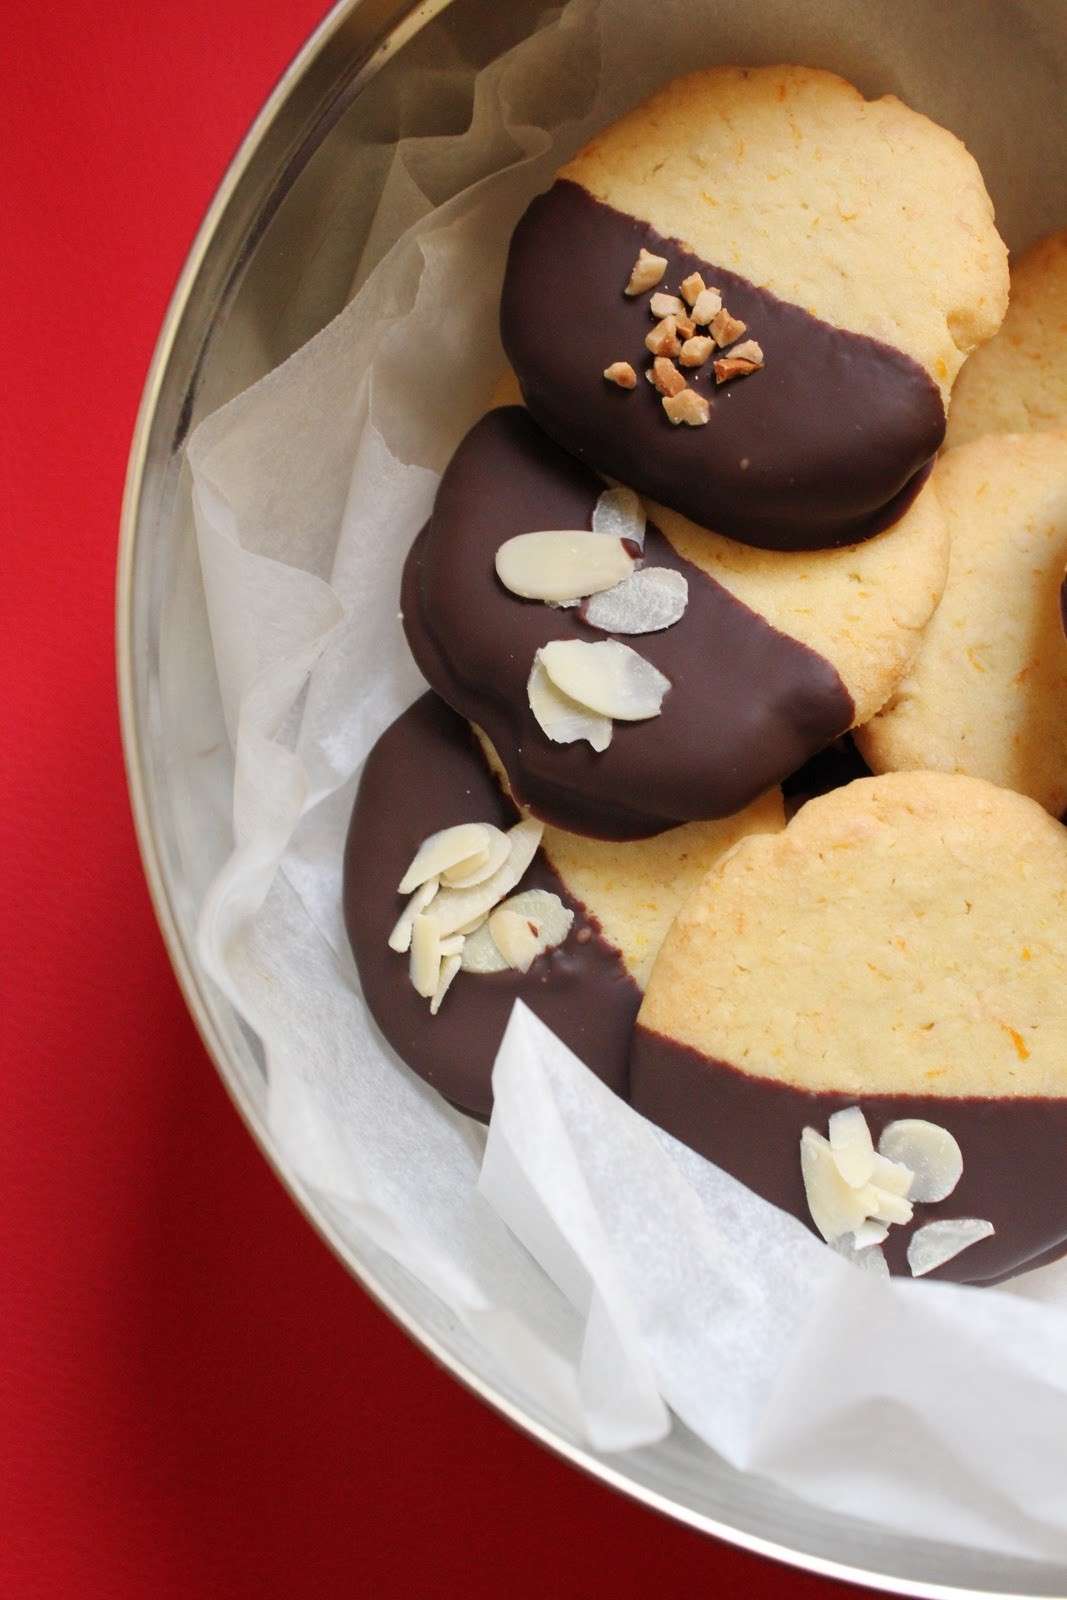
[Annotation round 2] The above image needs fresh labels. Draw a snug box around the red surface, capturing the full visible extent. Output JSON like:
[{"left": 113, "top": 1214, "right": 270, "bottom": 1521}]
[{"left": 2, "top": 2, "right": 866, "bottom": 1595}]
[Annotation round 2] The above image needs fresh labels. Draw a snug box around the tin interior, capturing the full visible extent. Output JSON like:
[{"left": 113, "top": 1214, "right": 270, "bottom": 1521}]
[{"left": 117, "top": 2, "right": 1067, "bottom": 1592}]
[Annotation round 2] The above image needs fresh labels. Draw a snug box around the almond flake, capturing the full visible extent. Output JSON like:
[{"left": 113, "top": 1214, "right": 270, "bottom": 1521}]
[
  {"left": 437, "top": 935, "right": 465, "bottom": 957},
  {"left": 603, "top": 361, "right": 637, "bottom": 389},
  {"left": 691, "top": 287, "right": 723, "bottom": 325},
  {"left": 581, "top": 568, "right": 688, "bottom": 634},
  {"left": 441, "top": 825, "right": 511, "bottom": 888},
  {"left": 538, "top": 638, "right": 670, "bottom": 721},
  {"left": 662, "top": 389, "right": 710, "bottom": 426},
  {"left": 878, "top": 1120, "right": 963, "bottom": 1204},
  {"left": 679, "top": 335, "right": 714, "bottom": 368},
  {"left": 592, "top": 486, "right": 645, "bottom": 549},
  {"left": 907, "top": 1218, "right": 995, "bottom": 1278},
  {"left": 496, "top": 529, "right": 636, "bottom": 604},
  {"left": 625, "top": 249, "right": 668, "bottom": 296},
  {"left": 852, "top": 1219, "right": 889, "bottom": 1249},
  {"left": 870, "top": 1152, "right": 914, "bottom": 1197},
  {"left": 429, "top": 952, "right": 462, "bottom": 1015},
  {"left": 650, "top": 357, "right": 686, "bottom": 397},
  {"left": 710, "top": 308, "right": 747, "bottom": 348},
  {"left": 388, "top": 878, "right": 440, "bottom": 954},
  {"left": 649, "top": 291, "right": 684, "bottom": 319},
  {"left": 828, "top": 1106, "right": 876, "bottom": 1188},
  {"left": 862, "top": 1184, "right": 914, "bottom": 1227},
  {"left": 830, "top": 1236, "right": 890, "bottom": 1277},
  {"left": 460, "top": 921, "right": 510, "bottom": 973},
  {"left": 679, "top": 272, "right": 706, "bottom": 306},
  {"left": 409, "top": 913, "right": 443, "bottom": 998},
  {"left": 800, "top": 1127, "right": 871, "bottom": 1242},
  {"left": 645, "top": 316, "right": 681, "bottom": 357},
  {"left": 488, "top": 888, "right": 574, "bottom": 973},
  {"left": 398, "top": 823, "right": 490, "bottom": 894},
  {"left": 528, "top": 656, "right": 613, "bottom": 751},
  {"left": 425, "top": 817, "right": 544, "bottom": 938}
]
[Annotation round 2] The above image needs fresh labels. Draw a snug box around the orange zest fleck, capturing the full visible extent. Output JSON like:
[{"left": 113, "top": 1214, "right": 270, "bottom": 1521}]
[{"left": 999, "top": 1021, "right": 1031, "bottom": 1061}]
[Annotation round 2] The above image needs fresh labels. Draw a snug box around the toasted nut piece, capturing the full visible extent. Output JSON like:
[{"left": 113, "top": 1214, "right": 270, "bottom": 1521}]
[
  {"left": 651, "top": 356, "right": 686, "bottom": 397},
  {"left": 673, "top": 312, "right": 696, "bottom": 340},
  {"left": 649, "top": 291, "right": 684, "bottom": 319},
  {"left": 691, "top": 287, "right": 723, "bottom": 326},
  {"left": 710, "top": 307, "right": 747, "bottom": 347},
  {"left": 662, "top": 388, "right": 710, "bottom": 426},
  {"left": 603, "top": 360, "right": 637, "bottom": 389},
  {"left": 679, "top": 335, "right": 714, "bottom": 368},
  {"left": 645, "top": 315, "right": 681, "bottom": 357},
  {"left": 679, "top": 272, "right": 706, "bottom": 306},
  {"left": 731, "top": 339, "right": 763, "bottom": 365},
  {"left": 625, "top": 248, "right": 667, "bottom": 295},
  {"left": 714, "top": 352, "right": 763, "bottom": 384}
]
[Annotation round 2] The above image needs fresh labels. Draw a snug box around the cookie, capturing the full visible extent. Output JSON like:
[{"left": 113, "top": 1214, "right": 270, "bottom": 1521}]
[
  {"left": 946, "top": 229, "right": 1067, "bottom": 449},
  {"left": 343, "top": 692, "right": 782, "bottom": 1118},
  {"left": 856, "top": 432, "right": 1067, "bottom": 816},
  {"left": 631, "top": 771, "right": 1067, "bottom": 1284},
  {"left": 403, "top": 404, "right": 948, "bottom": 837},
  {"left": 502, "top": 66, "right": 1007, "bottom": 551}
]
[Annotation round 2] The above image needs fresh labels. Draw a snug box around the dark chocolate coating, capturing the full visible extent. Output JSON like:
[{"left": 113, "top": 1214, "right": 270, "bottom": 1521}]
[
  {"left": 343, "top": 693, "right": 639, "bottom": 1118},
  {"left": 402, "top": 407, "right": 853, "bottom": 840},
  {"left": 630, "top": 1030, "right": 1067, "bottom": 1285},
  {"left": 501, "top": 180, "right": 945, "bottom": 552}
]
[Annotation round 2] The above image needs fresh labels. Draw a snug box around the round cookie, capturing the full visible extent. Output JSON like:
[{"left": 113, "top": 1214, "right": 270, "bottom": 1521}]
[
  {"left": 502, "top": 65, "right": 1007, "bottom": 551},
  {"left": 631, "top": 771, "right": 1067, "bottom": 1285},
  {"left": 343, "top": 692, "right": 782, "bottom": 1118},
  {"left": 946, "top": 229, "right": 1067, "bottom": 449},
  {"left": 856, "top": 432, "right": 1067, "bottom": 817},
  {"left": 404, "top": 403, "right": 948, "bottom": 837}
]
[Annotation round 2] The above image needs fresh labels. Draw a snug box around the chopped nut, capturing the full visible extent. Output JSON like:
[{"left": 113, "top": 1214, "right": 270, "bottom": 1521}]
[
  {"left": 691, "top": 286, "right": 723, "bottom": 325},
  {"left": 649, "top": 291, "right": 684, "bottom": 319},
  {"left": 651, "top": 356, "right": 686, "bottom": 397},
  {"left": 624, "top": 248, "right": 667, "bottom": 295},
  {"left": 673, "top": 312, "right": 696, "bottom": 340},
  {"left": 679, "top": 271, "right": 706, "bottom": 306},
  {"left": 713, "top": 351, "right": 763, "bottom": 384},
  {"left": 645, "top": 315, "right": 681, "bottom": 357},
  {"left": 662, "top": 388, "right": 710, "bottom": 426},
  {"left": 679, "top": 335, "right": 714, "bottom": 368},
  {"left": 731, "top": 339, "right": 764, "bottom": 365},
  {"left": 710, "top": 307, "right": 747, "bottom": 347},
  {"left": 603, "top": 360, "right": 637, "bottom": 389}
]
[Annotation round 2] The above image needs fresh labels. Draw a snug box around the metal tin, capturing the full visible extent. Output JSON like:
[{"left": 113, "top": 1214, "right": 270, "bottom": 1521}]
[{"left": 117, "top": 4, "right": 1067, "bottom": 1593}]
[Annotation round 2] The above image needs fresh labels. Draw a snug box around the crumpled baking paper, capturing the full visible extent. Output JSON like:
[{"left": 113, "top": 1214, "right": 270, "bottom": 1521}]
[{"left": 187, "top": 0, "right": 1067, "bottom": 1565}]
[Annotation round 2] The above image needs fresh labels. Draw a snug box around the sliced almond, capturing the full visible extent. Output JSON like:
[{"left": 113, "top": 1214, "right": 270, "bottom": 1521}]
[
  {"left": 645, "top": 316, "right": 681, "bottom": 358},
  {"left": 800, "top": 1127, "right": 871, "bottom": 1242},
  {"left": 691, "top": 287, "right": 723, "bottom": 325},
  {"left": 679, "top": 335, "right": 714, "bottom": 368},
  {"left": 907, "top": 1218, "right": 995, "bottom": 1278},
  {"left": 828, "top": 1106, "right": 876, "bottom": 1189},
  {"left": 528, "top": 655, "right": 613, "bottom": 752},
  {"left": 870, "top": 1152, "right": 914, "bottom": 1197},
  {"left": 603, "top": 361, "right": 637, "bottom": 389},
  {"left": 581, "top": 568, "right": 688, "bottom": 635},
  {"left": 679, "top": 272, "right": 706, "bottom": 306},
  {"left": 878, "top": 1120, "right": 963, "bottom": 1204},
  {"left": 454, "top": 911, "right": 489, "bottom": 936},
  {"left": 592, "top": 486, "right": 645, "bottom": 548},
  {"left": 830, "top": 1236, "right": 890, "bottom": 1278},
  {"left": 662, "top": 389, "right": 710, "bottom": 426},
  {"left": 437, "top": 935, "right": 465, "bottom": 957},
  {"left": 625, "top": 248, "right": 667, "bottom": 296},
  {"left": 429, "top": 952, "right": 462, "bottom": 1015},
  {"left": 387, "top": 878, "right": 440, "bottom": 954},
  {"left": 409, "top": 914, "right": 443, "bottom": 999},
  {"left": 495, "top": 529, "right": 635, "bottom": 605},
  {"left": 710, "top": 308, "right": 747, "bottom": 348},
  {"left": 441, "top": 825, "right": 510, "bottom": 888},
  {"left": 861, "top": 1185, "right": 914, "bottom": 1227},
  {"left": 460, "top": 920, "right": 511, "bottom": 974},
  {"left": 650, "top": 357, "right": 686, "bottom": 398},
  {"left": 488, "top": 888, "right": 574, "bottom": 974},
  {"left": 852, "top": 1219, "right": 890, "bottom": 1250},
  {"left": 398, "top": 823, "right": 490, "bottom": 895},
  {"left": 538, "top": 638, "right": 671, "bottom": 722},
  {"left": 425, "top": 817, "right": 544, "bottom": 939}
]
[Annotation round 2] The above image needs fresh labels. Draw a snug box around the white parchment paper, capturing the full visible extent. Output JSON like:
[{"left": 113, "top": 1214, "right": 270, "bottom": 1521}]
[{"left": 187, "top": 0, "right": 1067, "bottom": 1563}]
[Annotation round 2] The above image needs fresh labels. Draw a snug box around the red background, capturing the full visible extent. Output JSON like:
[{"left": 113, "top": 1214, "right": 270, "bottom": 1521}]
[{"left": 3, "top": 1, "right": 863, "bottom": 1593}]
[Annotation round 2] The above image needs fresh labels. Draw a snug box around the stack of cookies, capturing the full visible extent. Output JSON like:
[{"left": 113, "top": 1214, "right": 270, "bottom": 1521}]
[{"left": 344, "top": 66, "right": 1067, "bottom": 1286}]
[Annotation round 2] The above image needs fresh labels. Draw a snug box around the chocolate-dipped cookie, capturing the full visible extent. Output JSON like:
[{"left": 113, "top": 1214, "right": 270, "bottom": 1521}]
[
  {"left": 343, "top": 693, "right": 781, "bottom": 1118},
  {"left": 631, "top": 771, "right": 1067, "bottom": 1285},
  {"left": 403, "top": 404, "right": 948, "bottom": 839},
  {"left": 502, "top": 66, "right": 1007, "bottom": 551}
]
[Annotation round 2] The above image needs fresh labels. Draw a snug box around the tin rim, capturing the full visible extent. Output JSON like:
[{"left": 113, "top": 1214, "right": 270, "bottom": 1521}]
[{"left": 115, "top": 3, "right": 1046, "bottom": 1593}]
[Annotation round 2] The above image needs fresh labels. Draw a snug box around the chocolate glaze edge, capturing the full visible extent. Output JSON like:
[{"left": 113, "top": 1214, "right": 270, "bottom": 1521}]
[
  {"left": 402, "top": 406, "right": 854, "bottom": 841},
  {"left": 629, "top": 1026, "right": 1067, "bottom": 1285},
  {"left": 343, "top": 692, "right": 641, "bottom": 1119},
  {"left": 502, "top": 180, "right": 945, "bottom": 553}
]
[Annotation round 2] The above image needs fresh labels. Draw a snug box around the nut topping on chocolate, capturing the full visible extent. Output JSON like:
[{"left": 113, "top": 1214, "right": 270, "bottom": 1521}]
[
  {"left": 624, "top": 248, "right": 668, "bottom": 295},
  {"left": 495, "top": 528, "right": 637, "bottom": 604},
  {"left": 650, "top": 356, "right": 687, "bottom": 397},
  {"left": 649, "top": 291, "right": 685, "bottom": 319},
  {"left": 679, "top": 271, "right": 706, "bottom": 307},
  {"left": 603, "top": 360, "right": 637, "bottom": 389},
  {"left": 645, "top": 315, "right": 682, "bottom": 357},
  {"left": 710, "top": 307, "right": 748, "bottom": 348},
  {"left": 679, "top": 335, "right": 714, "bottom": 368},
  {"left": 662, "top": 388, "right": 710, "bottom": 426},
  {"left": 691, "top": 286, "right": 724, "bottom": 326},
  {"left": 714, "top": 341, "right": 765, "bottom": 384}
]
